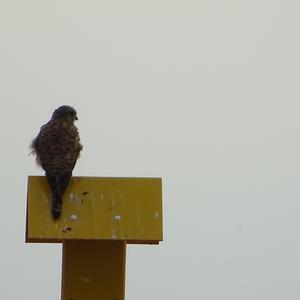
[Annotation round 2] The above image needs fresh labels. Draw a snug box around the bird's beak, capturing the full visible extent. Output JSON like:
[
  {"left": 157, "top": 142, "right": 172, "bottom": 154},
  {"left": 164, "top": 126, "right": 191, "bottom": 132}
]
[{"left": 75, "top": 116, "right": 78, "bottom": 121}]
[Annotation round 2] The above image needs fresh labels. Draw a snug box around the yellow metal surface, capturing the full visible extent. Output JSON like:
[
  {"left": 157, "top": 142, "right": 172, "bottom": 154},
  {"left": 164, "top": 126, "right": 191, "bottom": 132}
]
[
  {"left": 62, "top": 241, "right": 126, "bottom": 300},
  {"left": 26, "top": 176, "right": 162, "bottom": 243}
]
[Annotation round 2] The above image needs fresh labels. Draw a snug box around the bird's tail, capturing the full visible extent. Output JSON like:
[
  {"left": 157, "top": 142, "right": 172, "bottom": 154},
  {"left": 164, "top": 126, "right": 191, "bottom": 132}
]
[
  {"left": 52, "top": 192, "right": 62, "bottom": 220},
  {"left": 46, "top": 172, "right": 72, "bottom": 220}
]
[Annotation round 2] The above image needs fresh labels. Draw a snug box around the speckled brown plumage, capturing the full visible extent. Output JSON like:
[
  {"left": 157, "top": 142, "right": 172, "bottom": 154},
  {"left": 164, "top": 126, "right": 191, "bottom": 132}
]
[{"left": 31, "top": 105, "right": 83, "bottom": 219}]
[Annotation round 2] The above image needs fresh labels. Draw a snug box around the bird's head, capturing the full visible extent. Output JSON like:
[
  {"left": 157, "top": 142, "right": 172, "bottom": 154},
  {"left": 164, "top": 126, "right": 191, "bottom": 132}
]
[{"left": 52, "top": 105, "right": 78, "bottom": 123}]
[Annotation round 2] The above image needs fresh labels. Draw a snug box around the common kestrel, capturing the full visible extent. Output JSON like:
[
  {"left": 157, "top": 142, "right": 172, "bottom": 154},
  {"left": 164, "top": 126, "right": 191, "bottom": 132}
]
[{"left": 31, "top": 105, "right": 83, "bottom": 219}]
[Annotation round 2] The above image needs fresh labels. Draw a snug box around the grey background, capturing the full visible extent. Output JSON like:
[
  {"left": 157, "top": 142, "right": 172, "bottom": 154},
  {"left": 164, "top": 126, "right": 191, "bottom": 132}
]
[{"left": 1, "top": 1, "right": 300, "bottom": 299}]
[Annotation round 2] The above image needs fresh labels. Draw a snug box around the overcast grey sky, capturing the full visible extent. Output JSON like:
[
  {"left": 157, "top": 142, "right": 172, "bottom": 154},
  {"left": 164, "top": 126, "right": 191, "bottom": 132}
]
[{"left": 1, "top": 0, "right": 300, "bottom": 299}]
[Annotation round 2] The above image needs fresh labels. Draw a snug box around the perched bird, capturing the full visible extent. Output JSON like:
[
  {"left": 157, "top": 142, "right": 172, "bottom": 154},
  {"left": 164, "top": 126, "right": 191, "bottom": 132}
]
[{"left": 31, "top": 105, "right": 83, "bottom": 220}]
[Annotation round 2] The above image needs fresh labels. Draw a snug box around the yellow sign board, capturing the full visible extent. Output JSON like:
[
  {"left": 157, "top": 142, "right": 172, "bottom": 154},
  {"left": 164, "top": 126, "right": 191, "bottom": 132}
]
[{"left": 26, "top": 176, "right": 163, "bottom": 244}]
